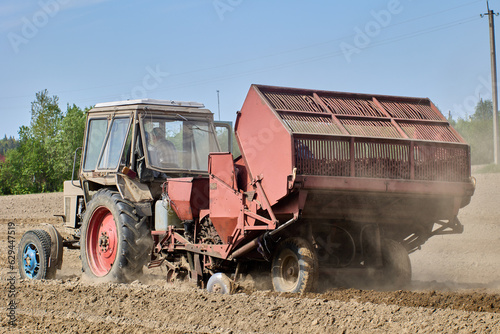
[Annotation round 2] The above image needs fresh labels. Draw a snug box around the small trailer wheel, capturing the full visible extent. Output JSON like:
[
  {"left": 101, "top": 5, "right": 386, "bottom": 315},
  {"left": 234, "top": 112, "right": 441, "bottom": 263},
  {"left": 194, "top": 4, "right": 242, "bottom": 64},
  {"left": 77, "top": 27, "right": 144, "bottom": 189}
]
[
  {"left": 207, "top": 273, "right": 234, "bottom": 294},
  {"left": 18, "top": 230, "right": 55, "bottom": 280},
  {"left": 272, "top": 237, "right": 318, "bottom": 293}
]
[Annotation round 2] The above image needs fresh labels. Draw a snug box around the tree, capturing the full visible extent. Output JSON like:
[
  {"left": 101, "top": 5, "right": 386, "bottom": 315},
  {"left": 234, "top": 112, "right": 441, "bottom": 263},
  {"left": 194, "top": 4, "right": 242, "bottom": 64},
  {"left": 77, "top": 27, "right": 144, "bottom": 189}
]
[
  {"left": 52, "top": 104, "right": 87, "bottom": 187},
  {"left": 471, "top": 99, "right": 493, "bottom": 121},
  {"left": 21, "top": 90, "right": 63, "bottom": 192},
  {"left": 0, "top": 90, "right": 87, "bottom": 194},
  {"left": 453, "top": 99, "right": 496, "bottom": 165},
  {"left": 0, "top": 135, "right": 19, "bottom": 155},
  {"left": 0, "top": 148, "right": 26, "bottom": 194}
]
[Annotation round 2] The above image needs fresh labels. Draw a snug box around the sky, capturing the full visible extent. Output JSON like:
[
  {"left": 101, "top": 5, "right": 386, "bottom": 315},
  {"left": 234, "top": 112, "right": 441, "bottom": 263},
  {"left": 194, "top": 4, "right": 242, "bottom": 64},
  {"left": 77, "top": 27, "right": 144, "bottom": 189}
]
[{"left": 0, "top": 0, "right": 497, "bottom": 139}]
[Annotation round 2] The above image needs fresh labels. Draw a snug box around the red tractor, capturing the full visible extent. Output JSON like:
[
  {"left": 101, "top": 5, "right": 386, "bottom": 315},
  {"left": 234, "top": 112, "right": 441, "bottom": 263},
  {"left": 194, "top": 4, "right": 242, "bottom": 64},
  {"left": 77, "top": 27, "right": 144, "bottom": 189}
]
[{"left": 19, "top": 85, "right": 475, "bottom": 293}]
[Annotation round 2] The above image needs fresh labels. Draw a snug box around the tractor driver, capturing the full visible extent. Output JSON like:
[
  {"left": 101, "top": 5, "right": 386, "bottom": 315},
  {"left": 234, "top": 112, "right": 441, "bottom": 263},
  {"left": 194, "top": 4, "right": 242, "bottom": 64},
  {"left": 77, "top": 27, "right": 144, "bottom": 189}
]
[{"left": 151, "top": 127, "right": 179, "bottom": 168}]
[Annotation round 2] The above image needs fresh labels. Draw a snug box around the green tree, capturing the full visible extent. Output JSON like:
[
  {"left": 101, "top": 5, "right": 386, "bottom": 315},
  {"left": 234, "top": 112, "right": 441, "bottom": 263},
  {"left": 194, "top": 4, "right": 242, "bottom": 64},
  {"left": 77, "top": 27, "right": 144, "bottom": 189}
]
[
  {"left": 52, "top": 104, "right": 87, "bottom": 187},
  {"left": 453, "top": 99, "right": 496, "bottom": 165},
  {"left": 0, "top": 90, "right": 87, "bottom": 194},
  {"left": 0, "top": 135, "right": 19, "bottom": 155},
  {"left": 0, "top": 148, "right": 27, "bottom": 194},
  {"left": 471, "top": 99, "right": 493, "bottom": 121},
  {"left": 25, "top": 90, "right": 63, "bottom": 192}
]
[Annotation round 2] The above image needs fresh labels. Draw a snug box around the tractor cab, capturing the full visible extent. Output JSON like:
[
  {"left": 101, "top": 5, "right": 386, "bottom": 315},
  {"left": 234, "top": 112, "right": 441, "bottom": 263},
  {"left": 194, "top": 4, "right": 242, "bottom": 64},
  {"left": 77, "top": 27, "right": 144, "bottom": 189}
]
[
  {"left": 81, "top": 99, "right": 230, "bottom": 181},
  {"left": 63, "top": 99, "right": 231, "bottom": 229}
]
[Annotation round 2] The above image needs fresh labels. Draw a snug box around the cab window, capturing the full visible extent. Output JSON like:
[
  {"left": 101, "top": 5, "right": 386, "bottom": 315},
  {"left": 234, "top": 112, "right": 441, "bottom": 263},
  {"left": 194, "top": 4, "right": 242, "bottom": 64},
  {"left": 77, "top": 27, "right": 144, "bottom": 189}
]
[
  {"left": 98, "top": 118, "right": 131, "bottom": 169},
  {"left": 83, "top": 118, "right": 107, "bottom": 171},
  {"left": 143, "top": 117, "right": 219, "bottom": 172}
]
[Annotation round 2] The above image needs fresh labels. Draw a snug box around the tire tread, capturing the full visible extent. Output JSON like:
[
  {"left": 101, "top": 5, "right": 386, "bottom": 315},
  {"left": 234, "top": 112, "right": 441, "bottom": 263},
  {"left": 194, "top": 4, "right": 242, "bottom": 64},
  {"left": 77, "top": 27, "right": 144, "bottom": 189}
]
[
  {"left": 18, "top": 229, "right": 53, "bottom": 280},
  {"left": 81, "top": 189, "right": 152, "bottom": 282},
  {"left": 272, "top": 237, "right": 318, "bottom": 294}
]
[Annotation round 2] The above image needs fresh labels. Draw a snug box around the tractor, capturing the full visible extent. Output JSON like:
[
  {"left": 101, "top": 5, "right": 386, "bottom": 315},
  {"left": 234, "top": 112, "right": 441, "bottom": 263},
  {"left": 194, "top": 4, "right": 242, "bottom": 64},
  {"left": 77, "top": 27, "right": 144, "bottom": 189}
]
[{"left": 18, "top": 85, "right": 475, "bottom": 293}]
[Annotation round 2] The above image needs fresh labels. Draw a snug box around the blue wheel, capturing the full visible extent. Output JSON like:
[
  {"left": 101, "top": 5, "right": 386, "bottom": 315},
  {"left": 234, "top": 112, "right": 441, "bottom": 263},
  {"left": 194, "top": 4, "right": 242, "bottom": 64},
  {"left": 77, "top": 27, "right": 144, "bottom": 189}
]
[
  {"left": 23, "top": 243, "right": 40, "bottom": 278},
  {"left": 18, "top": 230, "right": 53, "bottom": 280}
]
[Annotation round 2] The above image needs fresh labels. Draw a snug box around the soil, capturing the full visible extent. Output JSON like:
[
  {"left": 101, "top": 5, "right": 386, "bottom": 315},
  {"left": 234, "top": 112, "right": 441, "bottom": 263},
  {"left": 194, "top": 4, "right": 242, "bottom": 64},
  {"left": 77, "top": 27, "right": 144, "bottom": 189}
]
[{"left": 1, "top": 172, "right": 500, "bottom": 333}]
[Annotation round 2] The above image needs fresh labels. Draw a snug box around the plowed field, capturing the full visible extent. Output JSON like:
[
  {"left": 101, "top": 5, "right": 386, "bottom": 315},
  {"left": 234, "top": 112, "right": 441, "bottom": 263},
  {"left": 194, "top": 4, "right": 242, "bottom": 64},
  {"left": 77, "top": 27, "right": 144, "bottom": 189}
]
[{"left": 2, "top": 172, "right": 500, "bottom": 333}]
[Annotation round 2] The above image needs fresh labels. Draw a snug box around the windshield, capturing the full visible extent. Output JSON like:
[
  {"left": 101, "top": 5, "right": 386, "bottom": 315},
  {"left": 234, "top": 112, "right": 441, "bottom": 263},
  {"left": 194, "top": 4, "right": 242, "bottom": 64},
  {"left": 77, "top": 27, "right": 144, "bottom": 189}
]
[{"left": 142, "top": 116, "right": 220, "bottom": 172}]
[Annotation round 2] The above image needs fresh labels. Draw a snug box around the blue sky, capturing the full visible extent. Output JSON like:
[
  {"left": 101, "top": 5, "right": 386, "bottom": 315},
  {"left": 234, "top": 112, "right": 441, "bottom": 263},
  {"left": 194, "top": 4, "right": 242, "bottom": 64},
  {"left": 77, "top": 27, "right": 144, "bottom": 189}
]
[{"left": 0, "top": 0, "right": 496, "bottom": 138}]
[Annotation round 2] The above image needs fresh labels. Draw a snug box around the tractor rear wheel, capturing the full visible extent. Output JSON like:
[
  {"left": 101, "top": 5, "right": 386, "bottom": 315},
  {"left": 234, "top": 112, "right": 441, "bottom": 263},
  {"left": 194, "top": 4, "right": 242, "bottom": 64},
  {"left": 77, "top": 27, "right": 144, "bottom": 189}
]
[
  {"left": 80, "top": 189, "right": 152, "bottom": 282},
  {"left": 271, "top": 237, "right": 318, "bottom": 293},
  {"left": 380, "top": 239, "right": 411, "bottom": 288}
]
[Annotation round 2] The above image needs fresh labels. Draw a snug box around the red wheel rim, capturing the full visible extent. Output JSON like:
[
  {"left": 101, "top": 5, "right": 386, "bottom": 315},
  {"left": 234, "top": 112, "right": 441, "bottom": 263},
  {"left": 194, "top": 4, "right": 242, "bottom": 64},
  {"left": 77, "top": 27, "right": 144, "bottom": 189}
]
[{"left": 86, "top": 207, "right": 117, "bottom": 277}]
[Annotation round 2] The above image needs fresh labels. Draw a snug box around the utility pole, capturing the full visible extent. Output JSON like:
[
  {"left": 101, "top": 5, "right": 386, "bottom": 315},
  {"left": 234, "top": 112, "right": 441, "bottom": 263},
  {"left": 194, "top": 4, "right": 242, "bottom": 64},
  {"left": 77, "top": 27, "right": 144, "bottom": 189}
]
[
  {"left": 217, "top": 90, "right": 221, "bottom": 121},
  {"left": 481, "top": 1, "right": 499, "bottom": 164}
]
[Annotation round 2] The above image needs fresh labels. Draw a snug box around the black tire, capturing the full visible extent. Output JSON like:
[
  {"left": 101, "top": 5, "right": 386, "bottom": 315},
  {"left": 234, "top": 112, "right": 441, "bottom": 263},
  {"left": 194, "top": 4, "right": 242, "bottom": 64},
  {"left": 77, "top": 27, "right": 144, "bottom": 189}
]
[
  {"left": 18, "top": 230, "right": 55, "bottom": 280},
  {"left": 380, "top": 239, "right": 411, "bottom": 288},
  {"left": 272, "top": 237, "right": 318, "bottom": 293},
  {"left": 80, "top": 189, "right": 153, "bottom": 282}
]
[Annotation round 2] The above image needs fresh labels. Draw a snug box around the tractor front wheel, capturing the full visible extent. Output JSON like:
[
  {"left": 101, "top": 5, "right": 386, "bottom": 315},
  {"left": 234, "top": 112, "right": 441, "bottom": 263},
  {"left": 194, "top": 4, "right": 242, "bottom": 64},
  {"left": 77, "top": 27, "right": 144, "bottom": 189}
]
[
  {"left": 271, "top": 237, "right": 318, "bottom": 293},
  {"left": 18, "top": 230, "right": 55, "bottom": 280},
  {"left": 80, "top": 189, "right": 152, "bottom": 282}
]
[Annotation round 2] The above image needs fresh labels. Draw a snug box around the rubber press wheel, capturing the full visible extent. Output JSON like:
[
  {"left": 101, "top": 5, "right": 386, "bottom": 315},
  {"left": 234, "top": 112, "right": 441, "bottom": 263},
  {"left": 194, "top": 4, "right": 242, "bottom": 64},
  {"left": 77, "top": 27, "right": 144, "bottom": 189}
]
[
  {"left": 380, "top": 239, "right": 412, "bottom": 288},
  {"left": 80, "top": 189, "right": 152, "bottom": 282},
  {"left": 18, "top": 230, "right": 55, "bottom": 280},
  {"left": 271, "top": 237, "right": 318, "bottom": 293},
  {"left": 207, "top": 273, "right": 234, "bottom": 294}
]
